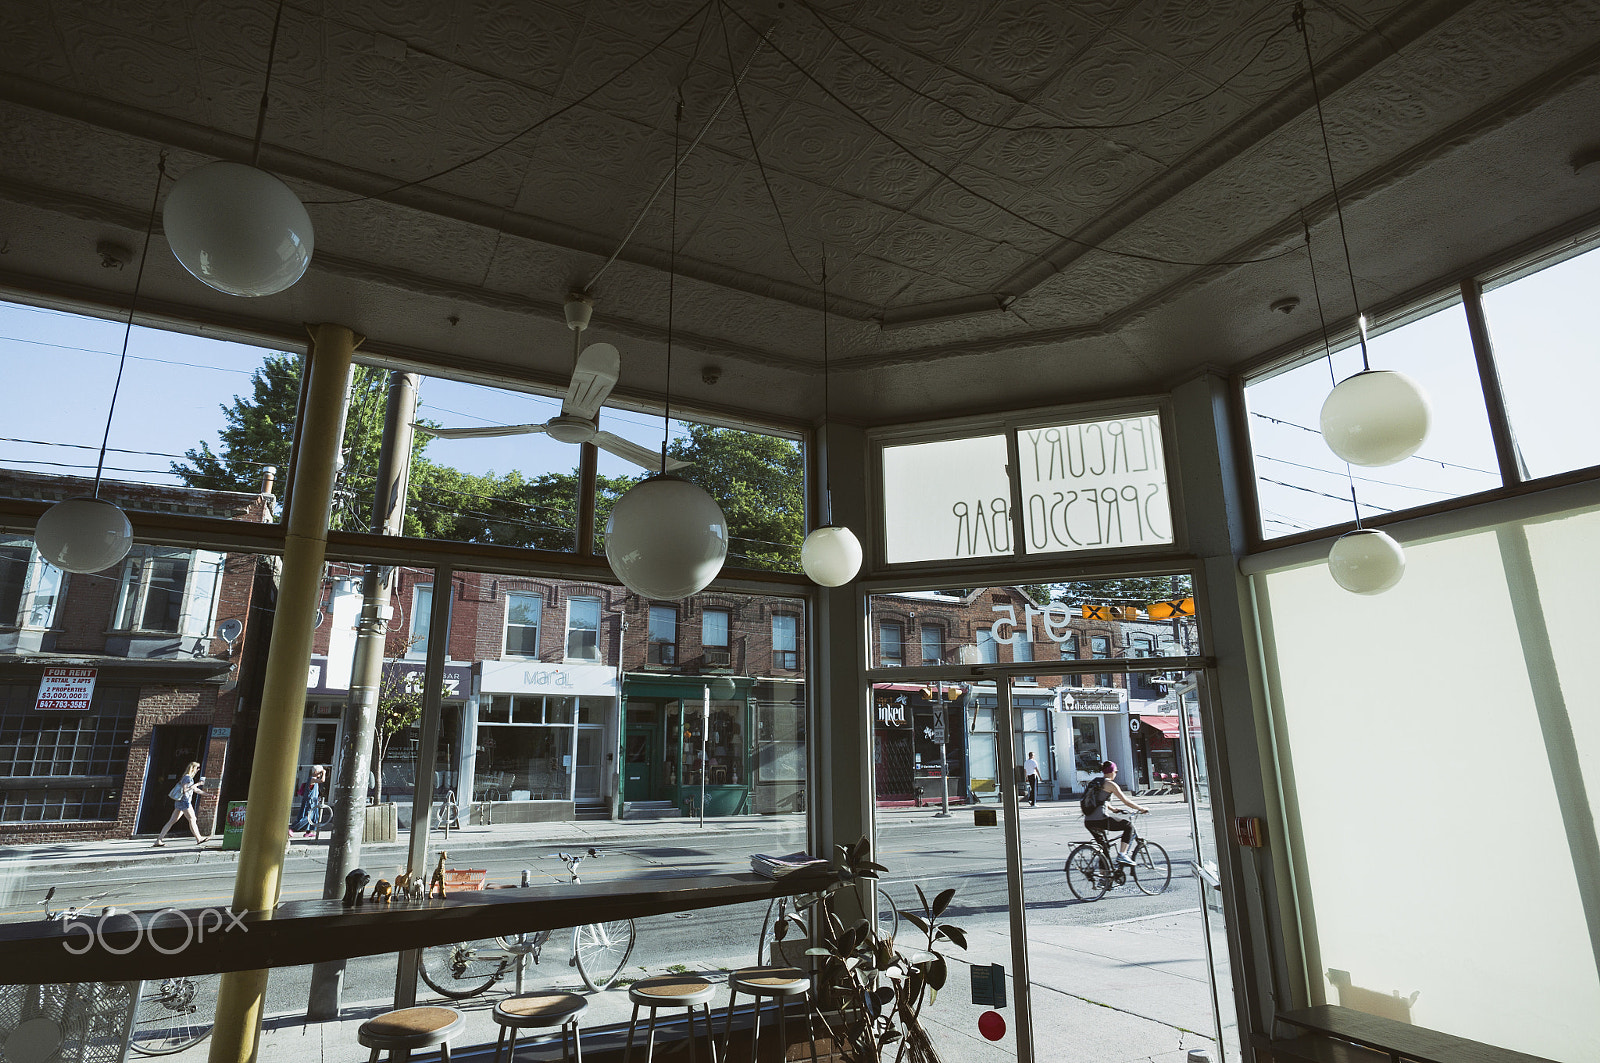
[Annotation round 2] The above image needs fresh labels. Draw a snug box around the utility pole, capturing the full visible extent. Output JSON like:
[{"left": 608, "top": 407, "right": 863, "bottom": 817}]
[{"left": 307, "top": 371, "right": 418, "bottom": 1019}]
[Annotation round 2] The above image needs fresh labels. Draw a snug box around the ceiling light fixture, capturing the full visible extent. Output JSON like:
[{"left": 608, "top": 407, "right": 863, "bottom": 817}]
[
  {"left": 35, "top": 157, "right": 170, "bottom": 574},
  {"left": 605, "top": 100, "right": 729, "bottom": 601},
  {"left": 801, "top": 256, "right": 862, "bottom": 587},
  {"left": 1295, "top": 3, "right": 1430, "bottom": 468},
  {"left": 163, "top": 2, "right": 313, "bottom": 297}
]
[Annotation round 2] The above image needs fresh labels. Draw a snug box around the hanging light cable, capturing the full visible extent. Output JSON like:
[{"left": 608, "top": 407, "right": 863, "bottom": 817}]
[
  {"left": 801, "top": 253, "right": 862, "bottom": 587},
  {"left": 1294, "top": 2, "right": 1431, "bottom": 467},
  {"left": 604, "top": 97, "right": 729, "bottom": 601},
  {"left": 34, "top": 156, "right": 173, "bottom": 573}
]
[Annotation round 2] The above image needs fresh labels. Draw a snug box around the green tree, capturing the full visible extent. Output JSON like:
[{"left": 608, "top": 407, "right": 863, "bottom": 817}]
[{"left": 669, "top": 423, "right": 803, "bottom": 572}]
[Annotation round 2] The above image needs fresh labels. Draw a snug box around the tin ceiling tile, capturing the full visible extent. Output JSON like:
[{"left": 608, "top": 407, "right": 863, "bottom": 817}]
[{"left": 946, "top": 0, "right": 1102, "bottom": 98}]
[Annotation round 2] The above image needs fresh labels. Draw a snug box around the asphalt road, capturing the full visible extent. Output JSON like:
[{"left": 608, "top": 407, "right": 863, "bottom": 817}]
[{"left": 1, "top": 803, "right": 1202, "bottom": 1025}]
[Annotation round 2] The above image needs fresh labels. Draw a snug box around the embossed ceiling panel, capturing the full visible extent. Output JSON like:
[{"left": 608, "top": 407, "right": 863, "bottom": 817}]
[{"left": 0, "top": 0, "right": 1593, "bottom": 428}]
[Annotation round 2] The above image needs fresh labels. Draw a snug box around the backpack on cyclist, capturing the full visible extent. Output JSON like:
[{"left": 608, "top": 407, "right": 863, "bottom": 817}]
[{"left": 1080, "top": 778, "right": 1108, "bottom": 817}]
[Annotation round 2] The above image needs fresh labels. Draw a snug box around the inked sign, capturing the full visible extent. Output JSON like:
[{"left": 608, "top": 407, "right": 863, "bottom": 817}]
[{"left": 1020, "top": 414, "right": 1173, "bottom": 553}]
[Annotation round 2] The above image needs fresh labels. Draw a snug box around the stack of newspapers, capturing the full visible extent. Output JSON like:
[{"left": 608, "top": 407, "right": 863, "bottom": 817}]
[{"left": 750, "top": 851, "right": 831, "bottom": 879}]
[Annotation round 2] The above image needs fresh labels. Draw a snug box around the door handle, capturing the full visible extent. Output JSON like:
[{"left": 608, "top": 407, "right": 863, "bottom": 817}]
[{"left": 1192, "top": 861, "right": 1221, "bottom": 888}]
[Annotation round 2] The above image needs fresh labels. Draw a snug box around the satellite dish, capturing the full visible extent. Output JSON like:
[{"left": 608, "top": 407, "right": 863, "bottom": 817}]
[{"left": 217, "top": 618, "right": 243, "bottom": 645}]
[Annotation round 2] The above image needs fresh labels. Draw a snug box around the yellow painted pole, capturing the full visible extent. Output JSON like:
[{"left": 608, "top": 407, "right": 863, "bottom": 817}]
[{"left": 209, "top": 324, "right": 361, "bottom": 1063}]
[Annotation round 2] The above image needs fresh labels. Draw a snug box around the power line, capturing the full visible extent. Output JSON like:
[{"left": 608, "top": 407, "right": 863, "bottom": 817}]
[{"left": 1248, "top": 411, "right": 1496, "bottom": 476}]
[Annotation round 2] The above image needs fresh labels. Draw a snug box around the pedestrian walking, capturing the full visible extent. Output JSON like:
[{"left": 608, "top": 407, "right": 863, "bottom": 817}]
[
  {"left": 295, "top": 764, "right": 326, "bottom": 836},
  {"left": 1024, "top": 752, "right": 1041, "bottom": 806},
  {"left": 153, "top": 761, "right": 208, "bottom": 847}
]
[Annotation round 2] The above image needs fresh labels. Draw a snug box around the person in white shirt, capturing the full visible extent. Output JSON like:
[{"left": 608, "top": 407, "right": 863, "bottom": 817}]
[{"left": 1023, "top": 752, "right": 1041, "bottom": 806}]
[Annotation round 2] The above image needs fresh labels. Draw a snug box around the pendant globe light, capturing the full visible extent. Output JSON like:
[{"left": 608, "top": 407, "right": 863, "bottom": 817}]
[
  {"left": 162, "top": 3, "right": 312, "bottom": 298},
  {"left": 1294, "top": 3, "right": 1430, "bottom": 468},
  {"left": 801, "top": 258, "right": 862, "bottom": 587},
  {"left": 34, "top": 157, "right": 169, "bottom": 574},
  {"left": 604, "top": 105, "right": 728, "bottom": 601}
]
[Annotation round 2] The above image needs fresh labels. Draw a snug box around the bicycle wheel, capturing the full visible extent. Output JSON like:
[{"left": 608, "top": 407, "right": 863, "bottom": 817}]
[
  {"left": 418, "top": 939, "right": 510, "bottom": 999},
  {"left": 128, "top": 975, "right": 218, "bottom": 1055},
  {"left": 573, "top": 920, "right": 636, "bottom": 990},
  {"left": 1132, "top": 840, "right": 1172, "bottom": 895},
  {"left": 1065, "top": 844, "right": 1112, "bottom": 902}
]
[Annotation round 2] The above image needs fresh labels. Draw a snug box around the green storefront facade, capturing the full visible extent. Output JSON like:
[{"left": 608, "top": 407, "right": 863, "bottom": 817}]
[{"left": 621, "top": 673, "right": 805, "bottom": 817}]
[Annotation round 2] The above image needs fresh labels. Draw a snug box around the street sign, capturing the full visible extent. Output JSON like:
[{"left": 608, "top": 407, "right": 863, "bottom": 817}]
[
  {"left": 970, "top": 963, "right": 1007, "bottom": 1008},
  {"left": 1148, "top": 597, "right": 1196, "bottom": 620},
  {"left": 36, "top": 667, "right": 96, "bottom": 711},
  {"left": 1130, "top": 717, "right": 1141, "bottom": 733}
]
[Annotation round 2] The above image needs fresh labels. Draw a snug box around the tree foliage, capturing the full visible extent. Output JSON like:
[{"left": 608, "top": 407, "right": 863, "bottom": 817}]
[{"left": 669, "top": 423, "right": 803, "bottom": 572}]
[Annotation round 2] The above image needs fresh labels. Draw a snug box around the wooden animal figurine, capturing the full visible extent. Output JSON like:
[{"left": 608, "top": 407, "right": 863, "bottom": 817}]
[
  {"left": 428, "top": 851, "right": 449, "bottom": 899},
  {"left": 342, "top": 868, "right": 370, "bottom": 907},
  {"left": 394, "top": 870, "right": 416, "bottom": 901},
  {"left": 371, "top": 878, "right": 393, "bottom": 904}
]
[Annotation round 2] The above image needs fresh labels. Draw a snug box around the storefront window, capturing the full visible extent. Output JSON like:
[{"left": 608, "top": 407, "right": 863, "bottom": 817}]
[{"left": 0, "top": 683, "right": 137, "bottom": 822}]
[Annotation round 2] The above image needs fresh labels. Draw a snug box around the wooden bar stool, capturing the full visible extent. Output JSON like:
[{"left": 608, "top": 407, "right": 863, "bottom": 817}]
[
  {"left": 358, "top": 1006, "right": 466, "bottom": 1063},
  {"left": 623, "top": 975, "right": 718, "bottom": 1063},
  {"left": 493, "top": 991, "right": 588, "bottom": 1063},
  {"left": 721, "top": 967, "right": 814, "bottom": 1063}
]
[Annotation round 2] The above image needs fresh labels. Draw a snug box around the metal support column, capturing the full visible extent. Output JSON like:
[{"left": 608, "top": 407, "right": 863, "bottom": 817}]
[
  {"left": 993, "top": 677, "right": 1035, "bottom": 1063},
  {"left": 209, "top": 323, "right": 360, "bottom": 1063}
]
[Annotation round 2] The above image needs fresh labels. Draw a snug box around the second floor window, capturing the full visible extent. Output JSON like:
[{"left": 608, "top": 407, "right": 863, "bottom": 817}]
[
  {"left": 567, "top": 597, "right": 601, "bottom": 661},
  {"left": 1091, "top": 635, "right": 1111, "bottom": 659},
  {"left": 920, "top": 623, "right": 942, "bottom": 665},
  {"left": 1130, "top": 634, "right": 1154, "bottom": 658},
  {"left": 704, "top": 608, "right": 731, "bottom": 665},
  {"left": 115, "top": 546, "right": 221, "bottom": 635},
  {"left": 504, "top": 592, "right": 542, "bottom": 658},
  {"left": 772, "top": 614, "right": 798, "bottom": 670},
  {"left": 409, "top": 584, "right": 433, "bottom": 660},
  {"left": 977, "top": 627, "right": 998, "bottom": 664},
  {"left": 648, "top": 605, "right": 677, "bottom": 665},
  {"left": 0, "top": 539, "right": 61, "bottom": 629},
  {"left": 879, "top": 622, "right": 903, "bottom": 667}
]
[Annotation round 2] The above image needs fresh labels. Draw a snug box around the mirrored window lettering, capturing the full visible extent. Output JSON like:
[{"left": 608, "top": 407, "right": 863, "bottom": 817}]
[
  {"left": 1020, "top": 414, "right": 1173, "bottom": 552},
  {"left": 881, "top": 434, "right": 1011, "bottom": 563},
  {"left": 566, "top": 596, "right": 601, "bottom": 661},
  {"left": 504, "top": 592, "right": 541, "bottom": 657}
]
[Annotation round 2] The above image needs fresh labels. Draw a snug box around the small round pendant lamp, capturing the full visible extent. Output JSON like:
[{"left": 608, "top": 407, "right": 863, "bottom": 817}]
[
  {"left": 1319, "top": 369, "right": 1430, "bottom": 467},
  {"left": 1327, "top": 528, "right": 1405, "bottom": 595},
  {"left": 35, "top": 497, "right": 134, "bottom": 575},
  {"left": 164, "top": 162, "right": 314, "bottom": 297},
  {"left": 801, "top": 525, "right": 862, "bottom": 587},
  {"left": 605, "top": 475, "right": 728, "bottom": 600}
]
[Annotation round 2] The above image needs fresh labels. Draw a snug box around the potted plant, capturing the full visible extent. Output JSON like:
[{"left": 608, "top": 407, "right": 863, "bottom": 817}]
[{"left": 772, "top": 836, "right": 966, "bottom": 1063}]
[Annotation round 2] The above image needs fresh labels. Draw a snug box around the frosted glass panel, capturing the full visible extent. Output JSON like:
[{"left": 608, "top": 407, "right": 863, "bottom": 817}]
[
  {"left": 1019, "top": 413, "right": 1173, "bottom": 553},
  {"left": 882, "top": 434, "right": 1010, "bottom": 563},
  {"left": 1256, "top": 515, "right": 1600, "bottom": 1063}
]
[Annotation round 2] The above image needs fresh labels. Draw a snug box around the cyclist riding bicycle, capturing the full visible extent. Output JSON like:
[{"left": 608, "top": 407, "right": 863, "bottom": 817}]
[{"left": 1082, "top": 760, "right": 1149, "bottom": 866}]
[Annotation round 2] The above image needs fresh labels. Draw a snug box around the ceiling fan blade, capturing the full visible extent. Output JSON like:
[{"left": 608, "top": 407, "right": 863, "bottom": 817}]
[
  {"left": 562, "top": 342, "right": 620, "bottom": 421},
  {"left": 416, "top": 422, "right": 550, "bottom": 439},
  {"left": 592, "top": 430, "right": 690, "bottom": 472}
]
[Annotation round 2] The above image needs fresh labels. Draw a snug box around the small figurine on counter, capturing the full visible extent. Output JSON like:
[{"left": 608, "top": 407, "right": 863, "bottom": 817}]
[
  {"left": 429, "top": 851, "right": 449, "bottom": 899},
  {"left": 371, "top": 878, "right": 393, "bottom": 904},
  {"left": 343, "top": 867, "right": 371, "bottom": 907},
  {"left": 394, "top": 869, "right": 417, "bottom": 901}
]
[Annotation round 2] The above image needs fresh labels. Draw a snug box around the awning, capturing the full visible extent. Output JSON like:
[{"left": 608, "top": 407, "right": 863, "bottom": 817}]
[{"left": 1136, "top": 714, "right": 1181, "bottom": 739}]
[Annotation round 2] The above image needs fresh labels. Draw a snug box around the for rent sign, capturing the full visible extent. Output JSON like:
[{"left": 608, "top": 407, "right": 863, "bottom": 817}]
[{"left": 37, "top": 667, "right": 97, "bottom": 710}]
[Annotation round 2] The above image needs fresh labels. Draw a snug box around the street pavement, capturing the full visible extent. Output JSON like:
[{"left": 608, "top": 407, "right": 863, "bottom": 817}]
[{"left": 0, "top": 796, "right": 1235, "bottom": 1063}]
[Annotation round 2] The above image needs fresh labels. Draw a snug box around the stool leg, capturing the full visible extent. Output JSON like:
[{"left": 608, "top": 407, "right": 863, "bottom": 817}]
[
  {"left": 644, "top": 1008, "right": 658, "bottom": 1063},
  {"left": 704, "top": 1005, "right": 719, "bottom": 1063},
  {"left": 367, "top": 1048, "right": 380, "bottom": 1063},
  {"left": 572, "top": 1018, "right": 584, "bottom": 1063},
  {"left": 685, "top": 1006, "right": 698, "bottom": 1063},
  {"left": 624, "top": 1004, "right": 640, "bottom": 1063},
  {"left": 806, "top": 995, "right": 819, "bottom": 1063},
  {"left": 722, "top": 989, "right": 738, "bottom": 1058},
  {"left": 777, "top": 996, "right": 788, "bottom": 1063},
  {"left": 494, "top": 1026, "right": 508, "bottom": 1063},
  {"left": 561, "top": 1023, "right": 570, "bottom": 1063},
  {"left": 506, "top": 1027, "right": 518, "bottom": 1063},
  {"left": 441, "top": 1043, "right": 452, "bottom": 1063},
  {"left": 750, "top": 997, "right": 763, "bottom": 1063}
]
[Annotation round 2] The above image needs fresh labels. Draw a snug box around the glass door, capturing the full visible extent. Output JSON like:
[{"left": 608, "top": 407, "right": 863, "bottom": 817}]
[{"left": 1179, "top": 675, "right": 1240, "bottom": 1061}]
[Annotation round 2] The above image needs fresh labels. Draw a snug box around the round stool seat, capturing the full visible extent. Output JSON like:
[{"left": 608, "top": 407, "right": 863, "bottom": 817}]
[
  {"left": 359, "top": 1006, "right": 465, "bottom": 1049},
  {"left": 628, "top": 974, "right": 716, "bottom": 1008},
  {"left": 495, "top": 992, "right": 588, "bottom": 1029},
  {"left": 728, "top": 967, "right": 809, "bottom": 997}
]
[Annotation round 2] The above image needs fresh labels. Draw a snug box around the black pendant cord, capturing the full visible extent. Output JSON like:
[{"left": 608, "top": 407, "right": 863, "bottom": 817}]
[
  {"left": 661, "top": 97, "right": 683, "bottom": 478},
  {"left": 1302, "top": 209, "right": 1364, "bottom": 531},
  {"left": 95, "top": 153, "right": 168, "bottom": 498},
  {"left": 819, "top": 251, "right": 832, "bottom": 527},
  {"left": 1295, "top": 1, "right": 1369, "bottom": 372},
  {"left": 250, "top": 0, "right": 287, "bottom": 168}
]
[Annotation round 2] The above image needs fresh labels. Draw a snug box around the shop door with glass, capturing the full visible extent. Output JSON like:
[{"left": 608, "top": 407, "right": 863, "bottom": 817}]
[{"left": 624, "top": 721, "right": 655, "bottom": 802}]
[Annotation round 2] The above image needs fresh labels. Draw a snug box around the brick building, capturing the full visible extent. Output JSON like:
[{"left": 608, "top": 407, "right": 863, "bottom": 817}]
[{"left": 0, "top": 472, "right": 275, "bottom": 842}]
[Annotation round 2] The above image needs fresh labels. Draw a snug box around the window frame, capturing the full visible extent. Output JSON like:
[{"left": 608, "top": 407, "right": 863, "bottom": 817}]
[
  {"left": 772, "top": 613, "right": 799, "bottom": 671},
  {"left": 110, "top": 545, "right": 221, "bottom": 636},
  {"left": 407, "top": 583, "right": 434, "bottom": 661},
  {"left": 702, "top": 607, "right": 732, "bottom": 667},
  {"left": 565, "top": 596, "right": 602, "bottom": 663},
  {"left": 0, "top": 539, "right": 62, "bottom": 630},
  {"left": 919, "top": 623, "right": 942, "bottom": 666},
  {"left": 502, "top": 590, "right": 542, "bottom": 660},
  {"left": 878, "top": 620, "right": 904, "bottom": 668},
  {"left": 648, "top": 604, "right": 678, "bottom": 666}
]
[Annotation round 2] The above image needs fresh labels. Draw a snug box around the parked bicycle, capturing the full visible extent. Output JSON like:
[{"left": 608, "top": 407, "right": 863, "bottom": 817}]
[
  {"left": 39, "top": 889, "right": 217, "bottom": 1055},
  {"left": 417, "top": 849, "right": 637, "bottom": 997},
  {"left": 1064, "top": 810, "right": 1172, "bottom": 901}
]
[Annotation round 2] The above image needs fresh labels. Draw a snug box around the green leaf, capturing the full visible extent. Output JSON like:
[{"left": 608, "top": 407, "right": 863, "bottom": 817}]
[
  {"left": 928, "top": 955, "right": 948, "bottom": 991},
  {"left": 915, "top": 883, "right": 930, "bottom": 913},
  {"left": 862, "top": 861, "right": 891, "bottom": 874},
  {"left": 774, "top": 920, "right": 788, "bottom": 942},
  {"left": 932, "top": 887, "right": 956, "bottom": 917},
  {"left": 939, "top": 925, "right": 968, "bottom": 950},
  {"left": 804, "top": 948, "right": 833, "bottom": 956},
  {"left": 901, "top": 911, "right": 930, "bottom": 935}
]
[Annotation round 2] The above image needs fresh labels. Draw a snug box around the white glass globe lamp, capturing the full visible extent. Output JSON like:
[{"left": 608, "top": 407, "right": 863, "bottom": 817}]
[
  {"left": 605, "top": 475, "right": 729, "bottom": 600},
  {"left": 1327, "top": 528, "right": 1405, "bottom": 595},
  {"left": 801, "top": 525, "right": 862, "bottom": 587},
  {"left": 34, "top": 497, "right": 133, "bottom": 574},
  {"left": 1319, "top": 369, "right": 1431, "bottom": 467},
  {"left": 164, "top": 161, "right": 314, "bottom": 297}
]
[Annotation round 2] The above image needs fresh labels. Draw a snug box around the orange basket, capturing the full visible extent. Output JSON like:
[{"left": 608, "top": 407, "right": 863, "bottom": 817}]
[{"left": 442, "top": 868, "right": 489, "bottom": 891}]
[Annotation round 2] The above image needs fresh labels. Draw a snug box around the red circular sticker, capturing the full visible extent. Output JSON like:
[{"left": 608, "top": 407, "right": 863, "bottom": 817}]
[{"left": 978, "top": 1011, "right": 1006, "bottom": 1041}]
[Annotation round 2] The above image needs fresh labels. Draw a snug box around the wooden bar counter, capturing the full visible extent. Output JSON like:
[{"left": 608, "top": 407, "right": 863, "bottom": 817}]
[{"left": 0, "top": 870, "right": 838, "bottom": 985}]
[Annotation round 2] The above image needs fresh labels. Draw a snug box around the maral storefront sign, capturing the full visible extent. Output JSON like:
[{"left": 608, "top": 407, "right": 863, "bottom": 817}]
[
  {"left": 36, "top": 667, "right": 96, "bottom": 711},
  {"left": 479, "top": 660, "right": 619, "bottom": 697}
]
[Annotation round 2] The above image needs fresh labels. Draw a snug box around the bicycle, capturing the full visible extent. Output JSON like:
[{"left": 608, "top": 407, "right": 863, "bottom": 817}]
[
  {"left": 1064, "top": 810, "right": 1172, "bottom": 901},
  {"left": 39, "top": 889, "right": 217, "bottom": 1055},
  {"left": 417, "top": 849, "right": 637, "bottom": 997}
]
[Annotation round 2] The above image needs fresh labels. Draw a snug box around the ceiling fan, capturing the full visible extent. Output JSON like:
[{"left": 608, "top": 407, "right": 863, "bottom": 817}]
[{"left": 417, "top": 293, "right": 690, "bottom": 472}]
